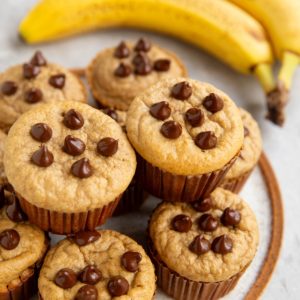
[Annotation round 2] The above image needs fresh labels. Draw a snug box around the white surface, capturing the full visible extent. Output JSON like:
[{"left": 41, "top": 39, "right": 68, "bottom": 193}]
[{"left": 1, "top": 1, "right": 299, "bottom": 299}]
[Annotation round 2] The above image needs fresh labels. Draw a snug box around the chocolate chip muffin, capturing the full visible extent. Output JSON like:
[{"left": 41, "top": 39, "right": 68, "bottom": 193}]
[
  {"left": 86, "top": 38, "right": 187, "bottom": 111},
  {"left": 126, "top": 78, "right": 244, "bottom": 202},
  {"left": 148, "top": 187, "right": 259, "bottom": 300},
  {"left": 39, "top": 230, "right": 156, "bottom": 300},
  {"left": 0, "top": 130, "right": 7, "bottom": 185},
  {"left": 0, "top": 51, "right": 87, "bottom": 131},
  {"left": 3, "top": 101, "right": 136, "bottom": 234},
  {"left": 221, "top": 108, "right": 262, "bottom": 193}
]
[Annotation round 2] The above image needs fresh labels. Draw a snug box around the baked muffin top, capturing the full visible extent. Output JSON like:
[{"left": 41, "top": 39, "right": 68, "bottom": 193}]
[
  {"left": 149, "top": 188, "right": 259, "bottom": 282},
  {"left": 0, "top": 51, "right": 87, "bottom": 131},
  {"left": 126, "top": 77, "right": 244, "bottom": 175},
  {"left": 39, "top": 230, "right": 155, "bottom": 300},
  {"left": 4, "top": 101, "right": 136, "bottom": 212},
  {"left": 0, "top": 130, "right": 6, "bottom": 184}
]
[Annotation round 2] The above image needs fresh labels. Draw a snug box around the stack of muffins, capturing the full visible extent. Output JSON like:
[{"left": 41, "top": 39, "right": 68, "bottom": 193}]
[{"left": 0, "top": 38, "right": 262, "bottom": 300}]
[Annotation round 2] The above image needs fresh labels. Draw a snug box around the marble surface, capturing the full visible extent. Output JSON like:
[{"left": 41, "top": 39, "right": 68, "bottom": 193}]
[{"left": 1, "top": 1, "right": 299, "bottom": 299}]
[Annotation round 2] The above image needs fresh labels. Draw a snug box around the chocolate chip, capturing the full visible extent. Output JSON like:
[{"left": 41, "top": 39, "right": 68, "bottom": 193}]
[
  {"left": 171, "top": 81, "right": 192, "bottom": 100},
  {"left": 211, "top": 234, "right": 233, "bottom": 254},
  {"left": 221, "top": 208, "right": 241, "bottom": 226},
  {"left": 30, "top": 51, "right": 47, "bottom": 66},
  {"left": 160, "top": 121, "right": 182, "bottom": 139},
  {"left": 75, "top": 285, "right": 98, "bottom": 300},
  {"left": 134, "top": 38, "right": 151, "bottom": 52},
  {"left": 198, "top": 214, "right": 218, "bottom": 232},
  {"left": 114, "top": 41, "right": 130, "bottom": 58},
  {"left": 31, "top": 145, "right": 54, "bottom": 167},
  {"left": 24, "top": 88, "right": 43, "bottom": 103},
  {"left": 79, "top": 265, "right": 102, "bottom": 285},
  {"left": 172, "top": 214, "right": 192, "bottom": 232},
  {"left": 1, "top": 81, "right": 18, "bottom": 96},
  {"left": 102, "top": 108, "right": 119, "bottom": 122},
  {"left": 63, "top": 109, "right": 84, "bottom": 130},
  {"left": 114, "top": 63, "right": 132, "bottom": 77},
  {"left": 30, "top": 123, "right": 52, "bottom": 142},
  {"left": 134, "top": 61, "right": 152, "bottom": 75},
  {"left": 0, "top": 229, "right": 20, "bottom": 250},
  {"left": 23, "top": 63, "right": 40, "bottom": 79},
  {"left": 244, "top": 126, "right": 250, "bottom": 137},
  {"left": 107, "top": 276, "right": 129, "bottom": 297},
  {"left": 132, "top": 53, "right": 150, "bottom": 66},
  {"left": 97, "top": 137, "right": 118, "bottom": 157},
  {"left": 195, "top": 131, "right": 217, "bottom": 150},
  {"left": 203, "top": 93, "right": 224, "bottom": 113},
  {"left": 0, "top": 186, "right": 5, "bottom": 209},
  {"left": 6, "top": 197, "right": 27, "bottom": 222},
  {"left": 54, "top": 268, "right": 77, "bottom": 289},
  {"left": 71, "top": 158, "right": 93, "bottom": 178},
  {"left": 154, "top": 59, "right": 171, "bottom": 72},
  {"left": 63, "top": 135, "right": 86, "bottom": 156},
  {"left": 121, "top": 251, "right": 142, "bottom": 272},
  {"left": 189, "top": 235, "right": 210, "bottom": 255},
  {"left": 72, "top": 231, "right": 101, "bottom": 246},
  {"left": 192, "top": 197, "right": 212, "bottom": 212},
  {"left": 150, "top": 101, "right": 171, "bottom": 121},
  {"left": 185, "top": 108, "right": 204, "bottom": 127},
  {"left": 49, "top": 74, "right": 66, "bottom": 89}
]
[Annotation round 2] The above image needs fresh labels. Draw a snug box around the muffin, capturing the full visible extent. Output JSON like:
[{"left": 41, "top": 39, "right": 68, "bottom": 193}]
[
  {"left": 3, "top": 101, "right": 136, "bottom": 234},
  {"left": 38, "top": 230, "right": 156, "bottom": 300},
  {"left": 148, "top": 187, "right": 259, "bottom": 300},
  {"left": 126, "top": 78, "right": 244, "bottom": 202},
  {"left": 86, "top": 38, "right": 187, "bottom": 111},
  {"left": 0, "top": 130, "right": 7, "bottom": 185},
  {"left": 0, "top": 51, "right": 87, "bottom": 131},
  {"left": 221, "top": 108, "right": 262, "bottom": 193}
]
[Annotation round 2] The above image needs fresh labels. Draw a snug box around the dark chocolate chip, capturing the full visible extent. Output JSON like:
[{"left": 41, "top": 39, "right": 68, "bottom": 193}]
[
  {"left": 171, "top": 81, "right": 192, "bottom": 100},
  {"left": 71, "top": 158, "right": 93, "bottom": 178},
  {"left": 1, "top": 81, "right": 18, "bottom": 96},
  {"left": 97, "top": 137, "right": 118, "bottom": 157},
  {"left": 114, "top": 41, "right": 130, "bottom": 58},
  {"left": 192, "top": 197, "right": 212, "bottom": 212},
  {"left": 189, "top": 235, "right": 210, "bottom": 255},
  {"left": 107, "top": 276, "right": 129, "bottom": 297},
  {"left": 24, "top": 88, "right": 43, "bottom": 104},
  {"left": 211, "top": 234, "right": 233, "bottom": 254},
  {"left": 79, "top": 265, "right": 102, "bottom": 285},
  {"left": 23, "top": 63, "right": 40, "bottom": 79},
  {"left": 72, "top": 231, "right": 101, "bottom": 246},
  {"left": 244, "top": 126, "right": 250, "bottom": 137},
  {"left": 195, "top": 131, "right": 217, "bottom": 150},
  {"left": 75, "top": 285, "right": 98, "bottom": 300},
  {"left": 150, "top": 101, "right": 171, "bottom": 121},
  {"left": 160, "top": 121, "right": 182, "bottom": 139},
  {"left": 154, "top": 59, "right": 171, "bottom": 72},
  {"left": 30, "top": 123, "right": 52, "bottom": 142},
  {"left": 63, "top": 109, "right": 84, "bottom": 130},
  {"left": 185, "top": 108, "right": 204, "bottom": 127},
  {"left": 172, "top": 214, "right": 192, "bottom": 232},
  {"left": 102, "top": 108, "right": 119, "bottom": 122},
  {"left": 134, "top": 61, "right": 152, "bottom": 75},
  {"left": 198, "top": 213, "right": 218, "bottom": 232},
  {"left": 132, "top": 53, "right": 150, "bottom": 66},
  {"left": 63, "top": 135, "right": 86, "bottom": 156},
  {"left": 31, "top": 145, "right": 54, "bottom": 167},
  {"left": 121, "top": 251, "right": 142, "bottom": 272},
  {"left": 114, "top": 63, "right": 132, "bottom": 77},
  {"left": 0, "top": 186, "right": 5, "bottom": 209},
  {"left": 203, "top": 93, "right": 224, "bottom": 113},
  {"left": 54, "top": 268, "right": 77, "bottom": 289},
  {"left": 49, "top": 74, "right": 66, "bottom": 89},
  {"left": 134, "top": 38, "right": 151, "bottom": 52},
  {"left": 0, "top": 229, "right": 20, "bottom": 250},
  {"left": 30, "top": 51, "right": 47, "bottom": 66},
  {"left": 6, "top": 197, "right": 27, "bottom": 222},
  {"left": 221, "top": 208, "right": 241, "bottom": 226}
]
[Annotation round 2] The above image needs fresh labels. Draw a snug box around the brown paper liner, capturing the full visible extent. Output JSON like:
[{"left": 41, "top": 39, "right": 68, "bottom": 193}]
[{"left": 18, "top": 195, "right": 122, "bottom": 235}]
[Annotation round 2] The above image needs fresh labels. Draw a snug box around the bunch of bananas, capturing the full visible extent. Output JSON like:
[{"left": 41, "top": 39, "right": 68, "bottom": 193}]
[{"left": 19, "top": 0, "right": 300, "bottom": 126}]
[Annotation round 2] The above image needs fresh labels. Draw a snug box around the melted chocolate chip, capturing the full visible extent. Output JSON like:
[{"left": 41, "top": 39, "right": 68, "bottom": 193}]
[
  {"left": 31, "top": 145, "right": 54, "bottom": 167},
  {"left": 25, "top": 88, "right": 43, "bottom": 103},
  {"left": 134, "top": 61, "right": 152, "bottom": 75},
  {"left": 160, "top": 121, "right": 182, "bottom": 139},
  {"left": 221, "top": 208, "right": 241, "bottom": 226},
  {"left": 185, "top": 108, "right": 204, "bottom": 127},
  {"left": 23, "top": 63, "right": 40, "bottom": 79},
  {"left": 121, "top": 251, "right": 142, "bottom": 272},
  {"left": 107, "top": 276, "right": 129, "bottom": 297},
  {"left": 63, "top": 109, "right": 84, "bottom": 130},
  {"left": 189, "top": 235, "right": 210, "bottom": 255},
  {"left": 72, "top": 231, "right": 101, "bottom": 246},
  {"left": 211, "top": 234, "right": 233, "bottom": 254},
  {"left": 71, "top": 158, "right": 93, "bottom": 178},
  {"left": 114, "top": 41, "right": 130, "bottom": 58},
  {"left": 49, "top": 74, "right": 66, "bottom": 89},
  {"left": 244, "top": 126, "right": 250, "bottom": 137},
  {"left": 1, "top": 81, "right": 18, "bottom": 96},
  {"left": 54, "top": 268, "right": 77, "bottom": 289},
  {"left": 102, "top": 108, "right": 119, "bottom": 122},
  {"left": 6, "top": 197, "right": 27, "bottom": 222},
  {"left": 195, "top": 131, "right": 217, "bottom": 150},
  {"left": 0, "top": 186, "right": 5, "bottom": 209},
  {"left": 30, "top": 51, "right": 47, "bottom": 66},
  {"left": 30, "top": 123, "right": 52, "bottom": 142},
  {"left": 0, "top": 229, "right": 20, "bottom": 250},
  {"left": 97, "top": 137, "right": 118, "bottom": 157},
  {"left": 154, "top": 59, "right": 171, "bottom": 72},
  {"left": 134, "top": 38, "right": 151, "bottom": 52},
  {"left": 132, "top": 53, "right": 150, "bottom": 66},
  {"left": 171, "top": 81, "right": 192, "bottom": 100},
  {"left": 198, "top": 214, "right": 218, "bottom": 232},
  {"left": 63, "top": 135, "right": 86, "bottom": 156},
  {"left": 172, "top": 214, "right": 192, "bottom": 232},
  {"left": 203, "top": 93, "right": 224, "bottom": 113},
  {"left": 192, "top": 198, "right": 212, "bottom": 212},
  {"left": 114, "top": 63, "right": 132, "bottom": 77},
  {"left": 79, "top": 265, "right": 102, "bottom": 285},
  {"left": 150, "top": 101, "right": 171, "bottom": 121},
  {"left": 75, "top": 285, "right": 98, "bottom": 300}
]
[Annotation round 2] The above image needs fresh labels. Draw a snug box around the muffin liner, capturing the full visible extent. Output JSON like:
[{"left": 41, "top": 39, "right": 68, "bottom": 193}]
[
  {"left": 137, "top": 152, "right": 239, "bottom": 202},
  {"left": 18, "top": 195, "right": 122, "bottom": 235}
]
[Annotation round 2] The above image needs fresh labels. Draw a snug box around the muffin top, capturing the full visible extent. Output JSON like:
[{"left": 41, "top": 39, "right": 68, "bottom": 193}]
[
  {"left": 126, "top": 78, "right": 244, "bottom": 175},
  {"left": 0, "top": 51, "right": 87, "bottom": 131},
  {"left": 4, "top": 101, "right": 136, "bottom": 212},
  {"left": 39, "top": 230, "right": 156, "bottom": 300},
  {"left": 0, "top": 130, "right": 6, "bottom": 184},
  {"left": 224, "top": 108, "right": 262, "bottom": 179},
  {"left": 149, "top": 188, "right": 259, "bottom": 282},
  {"left": 86, "top": 38, "right": 187, "bottom": 111}
]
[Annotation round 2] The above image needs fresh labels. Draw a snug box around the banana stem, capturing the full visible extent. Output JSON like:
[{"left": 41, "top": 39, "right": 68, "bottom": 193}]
[{"left": 253, "top": 63, "right": 276, "bottom": 93}]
